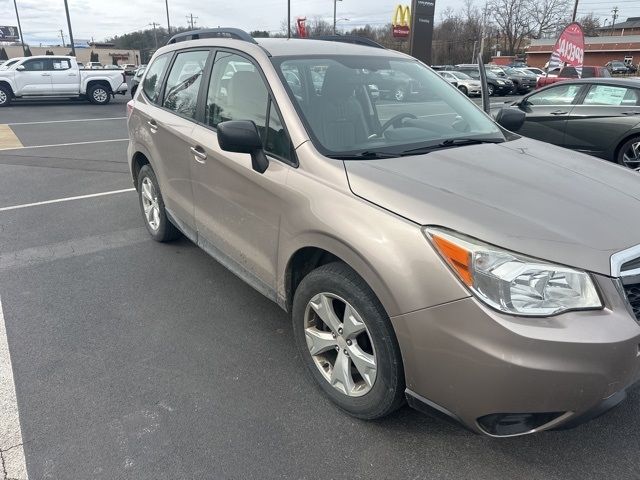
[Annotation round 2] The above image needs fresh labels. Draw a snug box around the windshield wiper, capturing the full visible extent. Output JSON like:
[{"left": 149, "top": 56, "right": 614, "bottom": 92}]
[
  {"left": 327, "top": 151, "right": 399, "bottom": 160},
  {"left": 400, "top": 138, "right": 504, "bottom": 156}
]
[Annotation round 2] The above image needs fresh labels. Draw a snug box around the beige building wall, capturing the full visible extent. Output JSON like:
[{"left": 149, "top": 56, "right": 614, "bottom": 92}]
[{"left": 3, "top": 46, "right": 142, "bottom": 65}]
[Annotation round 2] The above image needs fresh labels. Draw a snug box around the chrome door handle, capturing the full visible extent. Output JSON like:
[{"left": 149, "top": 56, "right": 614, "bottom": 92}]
[
  {"left": 190, "top": 146, "right": 207, "bottom": 163},
  {"left": 68, "top": 73, "right": 77, "bottom": 76},
  {"left": 550, "top": 110, "right": 568, "bottom": 115},
  {"left": 147, "top": 120, "right": 158, "bottom": 132},
  {"left": 41, "top": 73, "right": 51, "bottom": 77}
]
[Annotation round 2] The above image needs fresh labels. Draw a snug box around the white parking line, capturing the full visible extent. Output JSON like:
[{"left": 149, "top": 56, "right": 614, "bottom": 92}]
[
  {"left": 0, "top": 296, "right": 29, "bottom": 479},
  {"left": 8, "top": 117, "right": 127, "bottom": 126},
  {"left": 0, "top": 188, "right": 135, "bottom": 212},
  {"left": 0, "top": 138, "right": 129, "bottom": 152}
]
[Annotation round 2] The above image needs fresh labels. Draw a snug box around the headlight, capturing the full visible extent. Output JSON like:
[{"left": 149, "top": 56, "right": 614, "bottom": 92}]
[
  {"left": 424, "top": 228, "right": 602, "bottom": 317},
  {"left": 497, "top": 80, "right": 505, "bottom": 85}
]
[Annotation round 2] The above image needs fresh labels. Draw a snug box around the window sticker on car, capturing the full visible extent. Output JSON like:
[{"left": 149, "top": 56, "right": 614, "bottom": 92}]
[{"left": 584, "top": 85, "right": 630, "bottom": 106}]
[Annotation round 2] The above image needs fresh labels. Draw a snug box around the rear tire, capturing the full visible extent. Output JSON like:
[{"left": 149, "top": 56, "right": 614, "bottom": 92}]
[
  {"left": 0, "top": 85, "right": 12, "bottom": 107},
  {"left": 292, "top": 262, "right": 405, "bottom": 419},
  {"left": 394, "top": 87, "right": 406, "bottom": 102},
  {"left": 137, "top": 165, "right": 181, "bottom": 242},
  {"left": 87, "top": 84, "right": 111, "bottom": 105}
]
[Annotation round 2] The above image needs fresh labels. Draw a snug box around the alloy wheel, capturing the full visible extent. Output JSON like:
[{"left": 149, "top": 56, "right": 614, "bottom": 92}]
[
  {"left": 141, "top": 177, "right": 160, "bottom": 231},
  {"left": 303, "top": 293, "right": 377, "bottom": 397},
  {"left": 622, "top": 141, "right": 640, "bottom": 171},
  {"left": 93, "top": 88, "right": 108, "bottom": 103},
  {"left": 0, "top": 90, "right": 7, "bottom": 105},
  {"left": 394, "top": 88, "right": 405, "bottom": 102}
]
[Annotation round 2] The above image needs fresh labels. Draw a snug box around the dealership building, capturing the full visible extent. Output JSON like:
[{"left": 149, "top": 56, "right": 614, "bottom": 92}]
[
  {"left": 526, "top": 35, "right": 640, "bottom": 68},
  {"left": 2, "top": 43, "right": 142, "bottom": 66}
]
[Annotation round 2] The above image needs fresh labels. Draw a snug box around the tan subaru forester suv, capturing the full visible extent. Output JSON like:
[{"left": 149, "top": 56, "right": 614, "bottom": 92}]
[{"left": 127, "top": 29, "right": 640, "bottom": 437}]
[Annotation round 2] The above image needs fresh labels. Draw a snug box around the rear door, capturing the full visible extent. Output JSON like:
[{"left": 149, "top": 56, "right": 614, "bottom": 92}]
[
  {"left": 49, "top": 58, "right": 78, "bottom": 94},
  {"left": 563, "top": 83, "right": 640, "bottom": 158},
  {"left": 15, "top": 58, "right": 53, "bottom": 95},
  {"left": 517, "top": 83, "right": 586, "bottom": 147}
]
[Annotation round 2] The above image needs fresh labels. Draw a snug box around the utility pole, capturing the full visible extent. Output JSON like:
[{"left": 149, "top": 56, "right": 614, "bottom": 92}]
[
  {"left": 13, "top": 0, "right": 26, "bottom": 56},
  {"left": 333, "top": 0, "right": 343, "bottom": 35},
  {"left": 63, "top": 0, "right": 76, "bottom": 56},
  {"left": 60, "top": 29, "right": 66, "bottom": 48},
  {"left": 571, "top": 0, "right": 579, "bottom": 22},
  {"left": 479, "top": 0, "right": 488, "bottom": 60},
  {"left": 287, "top": 0, "right": 291, "bottom": 38},
  {"left": 149, "top": 22, "right": 160, "bottom": 49},
  {"left": 165, "top": 0, "right": 171, "bottom": 34},
  {"left": 186, "top": 13, "right": 198, "bottom": 29},
  {"left": 611, "top": 6, "right": 619, "bottom": 35}
]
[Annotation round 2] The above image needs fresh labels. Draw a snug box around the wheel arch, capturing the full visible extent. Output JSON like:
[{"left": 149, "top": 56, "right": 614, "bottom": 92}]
[
  {"left": 86, "top": 79, "right": 113, "bottom": 94},
  {"left": 612, "top": 130, "right": 640, "bottom": 163},
  {"left": 281, "top": 236, "right": 400, "bottom": 317},
  {"left": 0, "top": 80, "right": 15, "bottom": 96}
]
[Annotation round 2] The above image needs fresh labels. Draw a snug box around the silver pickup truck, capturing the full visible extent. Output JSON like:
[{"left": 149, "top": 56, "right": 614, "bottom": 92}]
[{"left": 0, "top": 55, "right": 128, "bottom": 106}]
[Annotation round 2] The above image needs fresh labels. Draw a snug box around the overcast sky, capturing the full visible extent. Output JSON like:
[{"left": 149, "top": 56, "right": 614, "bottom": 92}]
[{"left": 2, "top": 0, "right": 640, "bottom": 46}]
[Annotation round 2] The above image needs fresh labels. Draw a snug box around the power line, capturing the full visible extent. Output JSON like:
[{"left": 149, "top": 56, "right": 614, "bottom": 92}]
[{"left": 186, "top": 13, "right": 198, "bottom": 29}]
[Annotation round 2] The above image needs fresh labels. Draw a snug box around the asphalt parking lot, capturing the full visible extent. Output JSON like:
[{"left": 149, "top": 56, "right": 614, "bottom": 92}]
[{"left": 1, "top": 93, "right": 639, "bottom": 480}]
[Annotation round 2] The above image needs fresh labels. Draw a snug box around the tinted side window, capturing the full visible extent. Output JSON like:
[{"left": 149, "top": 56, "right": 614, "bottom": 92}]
[
  {"left": 162, "top": 50, "right": 208, "bottom": 119},
  {"left": 142, "top": 53, "right": 170, "bottom": 104},
  {"left": 22, "top": 59, "right": 48, "bottom": 71},
  {"left": 527, "top": 84, "right": 583, "bottom": 106}
]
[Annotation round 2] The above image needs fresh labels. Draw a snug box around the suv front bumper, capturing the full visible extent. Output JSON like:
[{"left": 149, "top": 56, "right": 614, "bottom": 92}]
[{"left": 391, "top": 275, "right": 640, "bottom": 436}]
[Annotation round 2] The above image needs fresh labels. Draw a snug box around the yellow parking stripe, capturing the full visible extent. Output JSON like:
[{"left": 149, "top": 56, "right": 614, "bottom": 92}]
[{"left": 0, "top": 125, "right": 23, "bottom": 150}]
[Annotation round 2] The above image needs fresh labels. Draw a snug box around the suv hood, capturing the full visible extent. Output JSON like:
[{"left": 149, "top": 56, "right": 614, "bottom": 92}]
[{"left": 344, "top": 137, "right": 640, "bottom": 275}]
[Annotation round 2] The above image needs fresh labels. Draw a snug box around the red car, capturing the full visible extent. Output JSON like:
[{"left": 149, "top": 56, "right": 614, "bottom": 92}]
[{"left": 536, "top": 66, "right": 611, "bottom": 89}]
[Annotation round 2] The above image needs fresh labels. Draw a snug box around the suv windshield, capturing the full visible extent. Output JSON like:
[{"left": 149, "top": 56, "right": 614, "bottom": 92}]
[{"left": 274, "top": 55, "right": 505, "bottom": 157}]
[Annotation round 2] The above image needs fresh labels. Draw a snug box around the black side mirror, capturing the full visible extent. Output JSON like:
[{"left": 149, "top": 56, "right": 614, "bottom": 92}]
[
  {"left": 494, "top": 107, "right": 526, "bottom": 132},
  {"left": 217, "top": 120, "right": 269, "bottom": 174}
]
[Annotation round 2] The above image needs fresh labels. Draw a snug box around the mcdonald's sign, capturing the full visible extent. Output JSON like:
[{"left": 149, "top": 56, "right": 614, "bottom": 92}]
[{"left": 392, "top": 5, "right": 411, "bottom": 38}]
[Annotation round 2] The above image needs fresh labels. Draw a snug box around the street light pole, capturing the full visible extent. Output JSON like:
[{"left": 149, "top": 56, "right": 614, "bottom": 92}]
[
  {"left": 13, "top": 0, "right": 26, "bottom": 56},
  {"left": 165, "top": 0, "right": 171, "bottom": 34},
  {"left": 333, "top": 0, "right": 339, "bottom": 35},
  {"left": 287, "top": 0, "right": 291, "bottom": 38},
  {"left": 63, "top": 0, "right": 76, "bottom": 56}
]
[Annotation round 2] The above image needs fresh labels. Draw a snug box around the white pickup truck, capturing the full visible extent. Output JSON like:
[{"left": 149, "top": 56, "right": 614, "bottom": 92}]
[{"left": 0, "top": 56, "right": 128, "bottom": 107}]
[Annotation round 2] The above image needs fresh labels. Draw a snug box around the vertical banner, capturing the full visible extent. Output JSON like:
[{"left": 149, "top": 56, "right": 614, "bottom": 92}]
[
  {"left": 296, "top": 18, "right": 308, "bottom": 38},
  {"left": 547, "top": 22, "right": 585, "bottom": 77},
  {"left": 410, "top": 0, "right": 436, "bottom": 65}
]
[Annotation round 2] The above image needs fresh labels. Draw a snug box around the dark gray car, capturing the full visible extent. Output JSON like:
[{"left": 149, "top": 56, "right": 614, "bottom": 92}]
[{"left": 512, "top": 78, "right": 640, "bottom": 170}]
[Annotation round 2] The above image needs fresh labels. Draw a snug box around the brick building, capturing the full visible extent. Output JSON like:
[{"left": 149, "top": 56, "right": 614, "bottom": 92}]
[
  {"left": 526, "top": 35, "right": 640, "bottom": 69},
  {"left": 2, "top": 44, "right": 141, "bottom": 66}
]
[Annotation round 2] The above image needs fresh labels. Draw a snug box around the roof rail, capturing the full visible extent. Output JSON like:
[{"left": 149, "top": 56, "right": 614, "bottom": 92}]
[
  {"left": 167, "top": 28, "right": 257, "bottom": 45},
  {"left": 311, "top": 35, "right": 386, "bottom": 49}
]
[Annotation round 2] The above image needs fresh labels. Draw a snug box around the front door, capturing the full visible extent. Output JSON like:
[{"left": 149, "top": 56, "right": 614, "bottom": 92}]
[
  {"left": 517, "top": 83, "right": 586, "bottom": 147},
  {"left": 50, "top": 58, "right": 79, "bottom": 95},
  {"left": 190, "top": 51, "right": 294, "bottom": 296},
  {"left": 15, "top": 58, "right": 53, "bottom": 95}
]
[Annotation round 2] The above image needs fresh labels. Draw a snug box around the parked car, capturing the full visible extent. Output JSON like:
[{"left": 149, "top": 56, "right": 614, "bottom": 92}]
[
  {"left": 511, "top": 78, "right": 640, "bottom": 170},
  {"left": 0, "top": 56, "right": 127, "bottom": 106},
  {"left": 367, "top": 69, "right": 429, "bottom": 102},
  {"left": 626, "top": 63, "right": 638, "bottom": 74},
  {"left": 438, "top": 70, "right": 482, "bottom": 96},
  {"left": 128, "top": 29, "right": 640, "bottom": 437},
  {"left": 490, "top": 66, "right": 537, "bottom": 94},
  {"left": 525, "top": 67, "right": 545, "bottom": 77},
  {"left": 0, "top": 58, "right": 22, "bottom": 70},
  {"left": 130, "top": 66, "right": 146, "bottom": 97},
  {"left": 606, "top": 60, "right": 631, "bottom": 75},
  {"left": 455, "top": 65, "right": 513, "bottom": 96},
  {"left": 536, "top": 65, "right": 611, "bottom": 88},
  {"left": 122, "top": 64, "right": 138, "bottom": 75},
  {"left": 86, "top": 61, "right": 104, "bottom": 69}
]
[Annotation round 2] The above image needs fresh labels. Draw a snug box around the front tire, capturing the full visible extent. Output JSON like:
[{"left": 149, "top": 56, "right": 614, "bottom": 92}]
[
  {"left": 88, "top": 84, "right": 111, "bottom": 105},
  {"left": 487, "top": 84, "right": 495, "bottom": 96},
  {"left": 617, "top": 135, "right": 640, "bottom": 171},
  {"left": 292, "top": 262, "right": 405, "bottom": 419},
  {"left": 0, "top": 85, "right": 12, "bottom": 107},
  {"left": 458, "top": 85, "right": 468, "bottom": 96},
  {"left": 137, "top": 165, "right": 181, "bottom": 242},
  {"left": 394, "top": 87, "right": 406, "bottom": 102}
]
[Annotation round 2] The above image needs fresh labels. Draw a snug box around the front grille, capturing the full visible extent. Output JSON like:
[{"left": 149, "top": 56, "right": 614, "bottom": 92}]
[{"left": 624, "top": 284, "right": 640, "bottom": 321}]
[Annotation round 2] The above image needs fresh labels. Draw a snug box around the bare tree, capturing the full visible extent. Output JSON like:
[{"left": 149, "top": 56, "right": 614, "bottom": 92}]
[
  {"left": 530, "top": 0, "right": 572, "bottom": 38},
  {"left": 578, "top": 13, "right": 601, "bottom": 36},
  {"left": 489, "top": 0, "right": 534, "bottom": 54}
]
